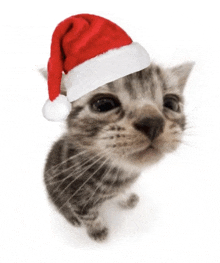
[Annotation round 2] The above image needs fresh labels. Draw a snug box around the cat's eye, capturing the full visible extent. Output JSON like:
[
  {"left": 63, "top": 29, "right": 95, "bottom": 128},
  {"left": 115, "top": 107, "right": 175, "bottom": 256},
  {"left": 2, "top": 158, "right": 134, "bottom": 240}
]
[
  {"left": 163, "top": 95, "right": 180, "bottom": 112},
  {"left": 90, "top": 94, "right": 121, "bottom": 113}
]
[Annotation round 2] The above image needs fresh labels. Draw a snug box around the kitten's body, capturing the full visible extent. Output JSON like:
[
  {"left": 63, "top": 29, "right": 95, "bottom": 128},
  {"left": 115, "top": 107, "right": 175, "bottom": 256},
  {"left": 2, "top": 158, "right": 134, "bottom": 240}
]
[
  {"left": 44, "top": 63, "right": 193, "bottom": 241},
  {"left": 45, "top": 138, "right": 139, "bottom": 228}
]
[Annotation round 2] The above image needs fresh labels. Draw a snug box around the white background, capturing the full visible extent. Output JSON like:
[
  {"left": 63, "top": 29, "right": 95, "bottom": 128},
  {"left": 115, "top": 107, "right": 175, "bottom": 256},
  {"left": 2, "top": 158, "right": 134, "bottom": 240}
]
[{"left": 1, "top": 1, "right": 220, "bottom": 262}]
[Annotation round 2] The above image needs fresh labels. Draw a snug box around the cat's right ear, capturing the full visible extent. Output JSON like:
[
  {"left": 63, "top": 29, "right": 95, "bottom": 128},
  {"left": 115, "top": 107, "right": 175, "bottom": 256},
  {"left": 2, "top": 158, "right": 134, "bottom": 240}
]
[
  {"left": 38, "top": 68, "right": 67, "bottom": 96},
  {"left": 170, "top": 62, "right": 195, "bottom": 93}
]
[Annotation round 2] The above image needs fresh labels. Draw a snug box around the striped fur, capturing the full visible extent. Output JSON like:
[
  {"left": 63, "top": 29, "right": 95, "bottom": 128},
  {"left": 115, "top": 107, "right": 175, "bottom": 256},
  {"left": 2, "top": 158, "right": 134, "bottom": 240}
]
[{"left": 44, "top": 62, "right": 194, "bottom": 241}]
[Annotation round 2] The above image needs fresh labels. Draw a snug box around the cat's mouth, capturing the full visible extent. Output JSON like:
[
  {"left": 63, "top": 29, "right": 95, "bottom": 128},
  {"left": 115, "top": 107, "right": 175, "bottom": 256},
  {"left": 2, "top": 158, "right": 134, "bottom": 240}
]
[
  {"left": 124, "top": 143, "right": 163, "bottom": 168},
  {"left": 147, "top": 145, "right": 154, "bottom": 150},
  {"left": 136, "top": 144, "right": 156, "bottom": 154},
  {"left": 129, "top": 143, "right": 159, "bottom": 158}
]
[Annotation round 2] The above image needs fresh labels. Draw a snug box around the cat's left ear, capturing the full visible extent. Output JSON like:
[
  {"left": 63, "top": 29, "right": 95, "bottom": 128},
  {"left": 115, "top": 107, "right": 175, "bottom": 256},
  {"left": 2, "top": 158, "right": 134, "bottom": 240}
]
[{"left": 169, "top": 62, "right": 195, "bottom": 93}]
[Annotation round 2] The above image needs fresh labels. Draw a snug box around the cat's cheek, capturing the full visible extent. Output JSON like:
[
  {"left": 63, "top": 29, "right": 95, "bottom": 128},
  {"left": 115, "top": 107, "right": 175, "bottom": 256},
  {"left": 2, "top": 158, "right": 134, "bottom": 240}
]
[
  {"left": 154, "top": 135, "right": 182, "bottom": 154},
  {"left": 152, "top": 119, "right": 183, "bottom": 153},
  {"left": 160, "top": 141, "right": 180, "bottom": 153}
]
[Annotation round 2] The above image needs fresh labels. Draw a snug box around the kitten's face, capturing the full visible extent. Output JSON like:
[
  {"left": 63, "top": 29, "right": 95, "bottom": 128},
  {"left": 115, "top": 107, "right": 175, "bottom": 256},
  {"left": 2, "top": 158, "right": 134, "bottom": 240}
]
[{"left": 67, "top": 63, "right": 193, "bottom": 171}]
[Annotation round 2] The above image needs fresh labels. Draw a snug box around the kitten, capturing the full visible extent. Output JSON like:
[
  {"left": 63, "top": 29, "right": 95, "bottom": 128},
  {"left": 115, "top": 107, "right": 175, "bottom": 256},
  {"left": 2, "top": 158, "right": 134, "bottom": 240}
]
[{"left": 43, "top": 62, "right": 194, "bottom": 241}]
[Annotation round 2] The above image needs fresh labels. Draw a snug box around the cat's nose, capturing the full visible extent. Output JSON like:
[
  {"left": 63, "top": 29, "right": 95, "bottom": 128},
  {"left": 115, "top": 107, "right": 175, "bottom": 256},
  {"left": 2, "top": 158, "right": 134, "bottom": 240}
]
[{"left": 133, "top": 117, "right": 165, "bottom": 141}]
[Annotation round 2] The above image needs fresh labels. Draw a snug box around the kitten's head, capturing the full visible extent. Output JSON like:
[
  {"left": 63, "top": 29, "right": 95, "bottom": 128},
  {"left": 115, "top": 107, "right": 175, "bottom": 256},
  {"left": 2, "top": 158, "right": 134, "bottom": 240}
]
[{"left": 66, "top": 62, "right": 194, "bottom": 171}]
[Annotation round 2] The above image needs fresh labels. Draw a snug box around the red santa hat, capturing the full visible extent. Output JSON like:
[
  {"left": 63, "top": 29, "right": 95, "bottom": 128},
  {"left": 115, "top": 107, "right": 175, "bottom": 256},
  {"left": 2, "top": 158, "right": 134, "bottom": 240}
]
[{"left": 42, "top": 14, "right": 150, "bottom": 121}]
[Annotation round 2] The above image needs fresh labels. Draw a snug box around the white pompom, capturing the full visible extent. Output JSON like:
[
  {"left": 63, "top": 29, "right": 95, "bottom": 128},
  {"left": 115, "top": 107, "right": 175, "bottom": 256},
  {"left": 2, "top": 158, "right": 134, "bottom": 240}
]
[{"left": 42, "top": 95, "right": 71, "bottom": 121}]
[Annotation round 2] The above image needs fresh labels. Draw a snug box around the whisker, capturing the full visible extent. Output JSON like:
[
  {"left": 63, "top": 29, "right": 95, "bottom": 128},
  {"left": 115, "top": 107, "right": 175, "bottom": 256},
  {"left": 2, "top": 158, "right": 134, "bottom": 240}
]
[
  {"left": 171, "top": 130, "right": 197, "bottom": 137},
  {"left": 58, "top": 157, "right": 110, "bottom": 212},
  {"left": 53, "top": 153, "right": 109, "bottom": 203},
  {"left": 183, "top": 121, "right": 196, "bottom": 130},
  {"left": 101, "top": 126, "right": 126, "bottom": 132},
  {"left": 45, "top": 150, "right": 104, "bottom": 182},
  {"left": 171, "top": 131, "right": 181, "bottom": 135},
  {"left": 93, "top": 167, "right": 120, "bottom": 207},
  {"left": 184, "top": 126, "right": 196, "bottom": 132},
  {"left": 45, "top": 149, "right": 88, "bottom": 175},
  {"left": 173, "top": 139, "right": 195, "bottom": 148},
  {"left": 183, "top": 132, "right": 197, "bottom": 137},
  {"left": 180, "top": 140, "right": 195, "bottom": 148},
  {"left": 81, "top": 165, "right": 113, "bottom": 211},
  {"left": 99, "top": 135, "right": 137, "bottom": 141}
]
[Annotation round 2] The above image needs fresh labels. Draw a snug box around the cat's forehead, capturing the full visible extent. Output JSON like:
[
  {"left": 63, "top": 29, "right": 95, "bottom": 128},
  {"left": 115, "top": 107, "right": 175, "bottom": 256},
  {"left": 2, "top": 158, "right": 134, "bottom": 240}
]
[{"left": 91, "top": 66, "right": 164, "bottom": 108}]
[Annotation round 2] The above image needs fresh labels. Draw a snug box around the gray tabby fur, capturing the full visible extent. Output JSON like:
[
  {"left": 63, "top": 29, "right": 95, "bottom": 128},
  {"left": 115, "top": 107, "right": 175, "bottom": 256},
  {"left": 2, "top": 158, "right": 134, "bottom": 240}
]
[{"left": 42, "top": 62, "right": 194, "bottom": 241}]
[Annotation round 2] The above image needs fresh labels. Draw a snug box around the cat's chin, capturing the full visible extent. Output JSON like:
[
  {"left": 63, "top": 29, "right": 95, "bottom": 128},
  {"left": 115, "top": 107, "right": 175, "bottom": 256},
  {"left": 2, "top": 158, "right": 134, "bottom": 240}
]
[
  {"left": 127, "top": 145, "right": 164, "bottom": 168},
  {"left": 108, "top": 145, "right": 164, "bottom": 172}
]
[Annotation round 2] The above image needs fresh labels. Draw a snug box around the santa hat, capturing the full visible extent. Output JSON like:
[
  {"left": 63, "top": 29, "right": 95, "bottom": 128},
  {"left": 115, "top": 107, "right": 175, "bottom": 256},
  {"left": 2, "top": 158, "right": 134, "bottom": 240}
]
[{"left": 42, "top": 14, "right": 150, "bottom": 121}]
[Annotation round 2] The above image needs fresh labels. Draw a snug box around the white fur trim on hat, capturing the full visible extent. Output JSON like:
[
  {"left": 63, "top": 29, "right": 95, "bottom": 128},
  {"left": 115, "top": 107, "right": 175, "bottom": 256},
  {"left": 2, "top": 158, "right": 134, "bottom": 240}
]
[
  {"left": 63, "top": 42, "right": 150, "bottom": 102},
  {"left": 42, "top": 94, "right": 71, "bottom": 121}
]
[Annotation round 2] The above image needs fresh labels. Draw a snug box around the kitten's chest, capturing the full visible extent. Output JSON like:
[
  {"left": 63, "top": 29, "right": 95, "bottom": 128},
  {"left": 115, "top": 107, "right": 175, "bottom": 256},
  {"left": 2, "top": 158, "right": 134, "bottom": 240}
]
[
  {"left": 89, "top": 166, "right": 139, "bottom": 196},
  {"left": 80, "top": 168, "right": 140, "bottom": 209},
  {"left": 62, "top": 148, "right": 140, "bottom": 197},
  {"left": 65, "top": 161, "right": 139, "bottom": 196}
]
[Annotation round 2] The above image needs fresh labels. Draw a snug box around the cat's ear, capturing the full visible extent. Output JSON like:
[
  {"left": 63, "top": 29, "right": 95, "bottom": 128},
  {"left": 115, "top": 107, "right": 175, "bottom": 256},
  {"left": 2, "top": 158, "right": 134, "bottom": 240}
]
[
  {"left": 169, "top": 62, "right": 195, "bottom": 93},
  {"left": 38, "top": 68, "right": 67, "bottom": 96}
]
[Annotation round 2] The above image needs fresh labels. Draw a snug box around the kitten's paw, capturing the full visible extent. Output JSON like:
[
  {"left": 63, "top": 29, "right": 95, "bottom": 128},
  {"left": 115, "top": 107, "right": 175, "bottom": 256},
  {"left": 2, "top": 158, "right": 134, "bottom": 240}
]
[
  {"left": 118, "top": 193, "right": 139, "bottom": 209},
  {"left": 71, "top": 218, "right": 81, "bottom": 227},
  {"left": 87, "top": 226, "right": 109, "bottom": 242}
]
